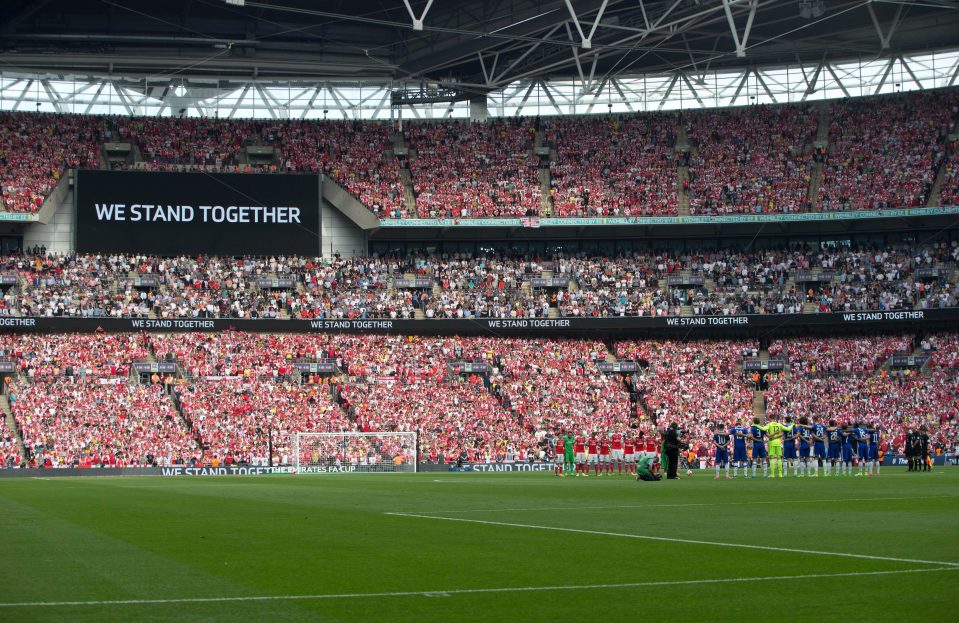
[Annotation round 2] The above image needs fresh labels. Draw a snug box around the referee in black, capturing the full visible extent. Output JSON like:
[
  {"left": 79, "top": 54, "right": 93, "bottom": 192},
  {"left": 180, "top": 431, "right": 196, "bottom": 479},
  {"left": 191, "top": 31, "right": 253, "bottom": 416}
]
[
  {"left": 906, "top": 427, "right": 919, "bottom": 471},
  {"left": 920, "top": 425, "right": 931, "bottom": 472}
]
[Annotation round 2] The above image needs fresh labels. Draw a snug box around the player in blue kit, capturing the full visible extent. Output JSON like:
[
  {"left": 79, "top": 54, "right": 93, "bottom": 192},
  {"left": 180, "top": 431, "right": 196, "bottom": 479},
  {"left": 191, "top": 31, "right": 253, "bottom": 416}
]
[
  {"left": 811, "top": 419, "right": 828, "bottom": 477},
  {"left": 854, "top": 423, "right": 870, "bottom": 476},
  {"left": 826, "top": 420, "right": 842, "bottom": 476},
  {"left": 750, "top": 417, "right": 768, "bottom": 478},
  {"left": 796, "top": 417, "right": 813, "bottom": 477},
  {"left": 730, "top": 418, "right": 750, "bottom": 478},
  {"left": 867, "top": 424, "right": 882, "bottom": 476},
  {"left": 711, "top": 423, "right": 731, "bottom": 480},
  {"left": 782, "top": 417, "right": 799, "bottom": 476},
  {"left": 840, "top": 425, "right": 854, "bottom": 476}
]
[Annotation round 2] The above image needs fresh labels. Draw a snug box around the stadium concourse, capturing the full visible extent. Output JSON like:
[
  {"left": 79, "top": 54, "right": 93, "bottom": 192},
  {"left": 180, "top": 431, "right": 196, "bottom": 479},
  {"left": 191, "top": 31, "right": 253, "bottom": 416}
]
[
  {"left": 2, "top": 87, "right": 959, "bottom": 218},
  {"left": 0, "top": 239, "right": 956, "bottom": 318},
  {"left": 0, "top": 330, "right": 956, "bottom": 470}
]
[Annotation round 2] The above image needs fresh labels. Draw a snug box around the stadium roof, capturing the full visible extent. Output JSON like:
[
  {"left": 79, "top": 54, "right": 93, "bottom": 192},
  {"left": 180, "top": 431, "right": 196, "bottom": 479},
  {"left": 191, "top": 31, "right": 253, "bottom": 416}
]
[{"left": 2, "top": 0, "right": 958, "bottom": 87}]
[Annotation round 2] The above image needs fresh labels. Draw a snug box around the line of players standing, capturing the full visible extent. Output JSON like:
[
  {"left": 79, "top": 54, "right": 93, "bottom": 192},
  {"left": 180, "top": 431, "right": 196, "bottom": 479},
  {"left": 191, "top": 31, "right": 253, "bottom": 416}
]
[
  {"left": 905, "top": 426, "right": 934, "bottom": 472},
  {"left": 552, "top": 432, "right": 658, "bottom": 476},
  {"left": 711, "top": 416, "right": 886, "bottom": 479}
]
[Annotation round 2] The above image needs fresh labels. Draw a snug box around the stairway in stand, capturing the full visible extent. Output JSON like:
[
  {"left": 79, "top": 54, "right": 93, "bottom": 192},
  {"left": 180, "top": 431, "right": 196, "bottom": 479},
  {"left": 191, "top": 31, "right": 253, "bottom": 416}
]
[
  {"left": 752, "top": 389, "right": 766, "bottom": 420},
  {"left": 534, "top": 129, "right": 554, "bottom": 216},
  {"left": 0, "top": 394, "right": 28, "bottom": 461},
  {"left": 675, "top": 121, "right": 691, "bottom": 215},
  {"left": 808, "top": 102, "right": 830, "bottom": 211},
  {"left": 393, "top": 131, "right": 417, "bottom": 215},
  {"left": 926, "top": 117, "right": 959, "bottom": 207}
]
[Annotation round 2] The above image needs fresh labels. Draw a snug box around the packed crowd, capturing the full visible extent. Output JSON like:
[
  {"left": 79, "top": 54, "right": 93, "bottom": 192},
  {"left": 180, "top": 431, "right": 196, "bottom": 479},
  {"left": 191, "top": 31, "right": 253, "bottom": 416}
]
[
  {"left": 405, "top": 119, "right": 541, "bottom": 218},
  {"left": 545, "top": 113, "right": 678, "bottom": 216},
  {"left": 920, "top": 331, "right": 959, "bottom": 368},
  {"left": 270, "top": 120, "right": 404, "bottom": 217},
  {"left": 3, "top": 88, "right": 957, "bottom": 218},
  {"left": 819, "top": 90, "right": 959, "bottom": 211},
  {"left": 0, "top": 418, "right": 20, "bottom": 468},
  {"left": 175, "top": 378, "right": 349, "bottom": 465},
  {"left": 0, "top": 111, "right": 101, "bottom": 212},
  {"left": 617, "top": 339, "right": 756, "bottom": 449},
  {"left": 1, "top": 331, "right": 957, "bottom": 467},
  {"left": 0, "top": 241, "right": 956, "bottom": 318},
  {"left": 9, "top": 381, "right": 196, "bottom": 467},
  {"left": 686, "top": 105, "right": 817, "bottom": 215},
  {"left": 112, "top": 117, "right": 254, "bottom": 168},
  {"left": 767, "top": 335, "right": 912, "bottom": 375},
  {"left": 0, "top": 332, "right": 149, "bottom": 379},
  {"left": 937, "top": 132, "right": 959, "bottom": 207}
]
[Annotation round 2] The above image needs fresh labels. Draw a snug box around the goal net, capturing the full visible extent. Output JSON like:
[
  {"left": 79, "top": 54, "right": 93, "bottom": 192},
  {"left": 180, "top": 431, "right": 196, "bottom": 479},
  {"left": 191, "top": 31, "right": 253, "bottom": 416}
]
[{"left": 293, "top": 432, "right": 417, "bottom": 474}]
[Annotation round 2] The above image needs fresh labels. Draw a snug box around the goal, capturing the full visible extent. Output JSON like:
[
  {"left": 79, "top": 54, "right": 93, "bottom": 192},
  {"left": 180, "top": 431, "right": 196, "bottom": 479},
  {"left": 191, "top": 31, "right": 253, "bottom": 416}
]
[{"left": 293, "top": 432, "right": 418, "bottom": 474}]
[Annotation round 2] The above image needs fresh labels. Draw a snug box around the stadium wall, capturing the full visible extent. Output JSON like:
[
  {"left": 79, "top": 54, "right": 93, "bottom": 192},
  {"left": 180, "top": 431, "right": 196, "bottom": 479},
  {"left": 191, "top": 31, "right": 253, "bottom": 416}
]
[
  {"left": 0, "top": 309, "right": 952, "bottom": 337},
  {"left": 0, "top": 455, "right": 950, "bottom": 478},
  {"left": 21, "top": 188, "right": 75, "bottom": 254},
  {"left": 321, "top": 199, "right": 366, "bottom": 258}
]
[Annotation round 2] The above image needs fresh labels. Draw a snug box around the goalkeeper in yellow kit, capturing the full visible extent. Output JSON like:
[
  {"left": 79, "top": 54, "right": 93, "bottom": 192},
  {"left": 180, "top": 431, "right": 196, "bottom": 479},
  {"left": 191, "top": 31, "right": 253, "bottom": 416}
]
[{"left": 755, "top": 416, "right": 795, "bottom": 478}]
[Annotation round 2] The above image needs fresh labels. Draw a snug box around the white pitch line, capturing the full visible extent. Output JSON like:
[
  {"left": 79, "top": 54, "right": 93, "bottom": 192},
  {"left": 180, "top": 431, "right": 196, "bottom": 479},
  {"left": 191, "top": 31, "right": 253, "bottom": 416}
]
[
  {"left": 385, "top": 512, "right": 959, "bottom": 568},
  {"left": 0, "top": 567, "right": 955, "bottom": 608},
  {"left": 422, "top": 494, "right": 959, "bottom": 514}
]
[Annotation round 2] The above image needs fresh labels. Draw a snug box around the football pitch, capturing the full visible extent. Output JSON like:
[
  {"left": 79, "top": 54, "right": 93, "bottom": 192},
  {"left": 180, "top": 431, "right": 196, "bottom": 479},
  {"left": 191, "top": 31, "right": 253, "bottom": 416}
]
[{"left": 1, "top": 469, "right": 957, "bottom": 622}]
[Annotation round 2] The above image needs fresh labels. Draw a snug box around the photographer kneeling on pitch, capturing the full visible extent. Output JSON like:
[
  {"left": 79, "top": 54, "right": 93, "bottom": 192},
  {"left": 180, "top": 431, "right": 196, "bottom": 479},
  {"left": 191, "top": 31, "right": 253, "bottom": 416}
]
[{"left": 635, "top": 454, "right": 661, "bottom": 481}]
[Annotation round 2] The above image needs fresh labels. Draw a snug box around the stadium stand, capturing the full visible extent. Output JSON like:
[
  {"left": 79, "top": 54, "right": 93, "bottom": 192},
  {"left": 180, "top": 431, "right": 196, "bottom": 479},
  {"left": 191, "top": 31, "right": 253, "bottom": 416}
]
[
  {"left": 818, "top": 90, "right": 959, "bottom": 211},
  {"left": 544, "top": 113, "right": 678, "bottom": 216},
  {"left": 3, "top": 88, "right": 958, "bottom": 218},
  {"left": 0, "top": 417, "right": 20, "bottom": 468},
  {"left": 0, "top": 330, "right": 957, "bottom": 467},
  {"left": 0, "top": 240, "right": 955, "bottom": 319},
  {"left": 405, "top": 119, "right": 542, "bottom": 218},
  {"left": 685, "top": 104, "right": 817, "bottom": 215},
  {"left": 0, "top": 111, "right": 101, "bottom": 213},
  {"left": 10, "top": 381, "right": 195, "bottom": 467}
]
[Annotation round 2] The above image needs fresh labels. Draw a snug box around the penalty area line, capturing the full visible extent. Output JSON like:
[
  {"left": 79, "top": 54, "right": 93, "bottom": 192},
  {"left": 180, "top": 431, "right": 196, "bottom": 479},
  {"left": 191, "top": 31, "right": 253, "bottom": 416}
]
[
  {"left": 0, "top": 568, "right": 955, "bottom": 608},
  {"left": 385, "top": 512, "right": 959, "bottom": 569}
]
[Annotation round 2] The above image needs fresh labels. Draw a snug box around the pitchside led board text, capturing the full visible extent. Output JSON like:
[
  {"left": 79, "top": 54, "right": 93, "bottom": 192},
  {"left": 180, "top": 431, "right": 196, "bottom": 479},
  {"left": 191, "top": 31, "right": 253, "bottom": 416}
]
[{"left": 93, "top": 203, "right": 302, "bottom": 224}]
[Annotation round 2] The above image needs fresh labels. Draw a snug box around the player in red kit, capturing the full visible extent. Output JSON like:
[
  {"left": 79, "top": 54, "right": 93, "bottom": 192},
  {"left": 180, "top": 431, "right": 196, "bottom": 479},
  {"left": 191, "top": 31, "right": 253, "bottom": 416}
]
[
  {"left": 610, "top": 431, "right": 625, "bottom": 474},
  {"left": 573, "top": 433, "right": 587, "bottom": 476},
  {"left": 598, "top": 436, "right": 611, "bottom": 475},
  {"left": 623, "top": 438, "right": 635, "bottom": 473},
  {"left": 553, "top": 435, "right": 565, "bottom": 477},
  {"left": 587, "top": 434, "right": 599, "bottom": 476}
]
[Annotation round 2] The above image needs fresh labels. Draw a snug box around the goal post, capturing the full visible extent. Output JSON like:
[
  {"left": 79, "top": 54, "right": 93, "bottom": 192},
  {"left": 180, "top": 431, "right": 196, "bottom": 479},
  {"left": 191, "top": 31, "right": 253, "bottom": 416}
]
[{"left": 293, "top": 431, "right": 418, "bottom": 474}]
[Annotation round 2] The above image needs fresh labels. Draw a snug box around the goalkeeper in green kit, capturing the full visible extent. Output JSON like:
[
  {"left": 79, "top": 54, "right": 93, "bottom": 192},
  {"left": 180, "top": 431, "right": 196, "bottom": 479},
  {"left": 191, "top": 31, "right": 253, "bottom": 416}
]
[
  {"left": 755, "top": 415, "right": 794, "bottom": 478},
  {"left": 564, "top": 432, "right": 575, "bottom": 475}
]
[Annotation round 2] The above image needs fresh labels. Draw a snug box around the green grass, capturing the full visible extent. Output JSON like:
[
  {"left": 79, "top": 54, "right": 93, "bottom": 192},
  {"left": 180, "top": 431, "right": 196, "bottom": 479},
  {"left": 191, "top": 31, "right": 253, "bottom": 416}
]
[{"left": 1, "top": 468, "right": 957, "bottom": 622}]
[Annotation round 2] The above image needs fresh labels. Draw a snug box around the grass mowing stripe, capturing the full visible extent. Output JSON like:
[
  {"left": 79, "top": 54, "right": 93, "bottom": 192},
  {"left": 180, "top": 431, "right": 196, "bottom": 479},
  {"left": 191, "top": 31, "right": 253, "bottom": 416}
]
[
  {"left": 0, "top": 567, "right": 955, "bottom": 608},
  {"left": 424, "top": 494, "right": 959, "bottom": 514},
  {"left": 386, "top": 512, "right": 959, "bottom": 568}
]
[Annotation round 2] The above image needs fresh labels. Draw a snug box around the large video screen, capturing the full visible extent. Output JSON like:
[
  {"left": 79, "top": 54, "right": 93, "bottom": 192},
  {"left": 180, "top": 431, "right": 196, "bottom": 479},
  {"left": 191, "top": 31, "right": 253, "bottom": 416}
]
[{"left": 75, "top": 170, "right": 320, "bottom": 255}]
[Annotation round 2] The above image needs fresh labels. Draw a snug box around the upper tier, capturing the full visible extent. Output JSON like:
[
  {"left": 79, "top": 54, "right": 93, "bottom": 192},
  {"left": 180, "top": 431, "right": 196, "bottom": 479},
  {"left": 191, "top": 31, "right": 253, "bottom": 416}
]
[{"left": 2, "top": 88, "right": 958, "bottom": 219}]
